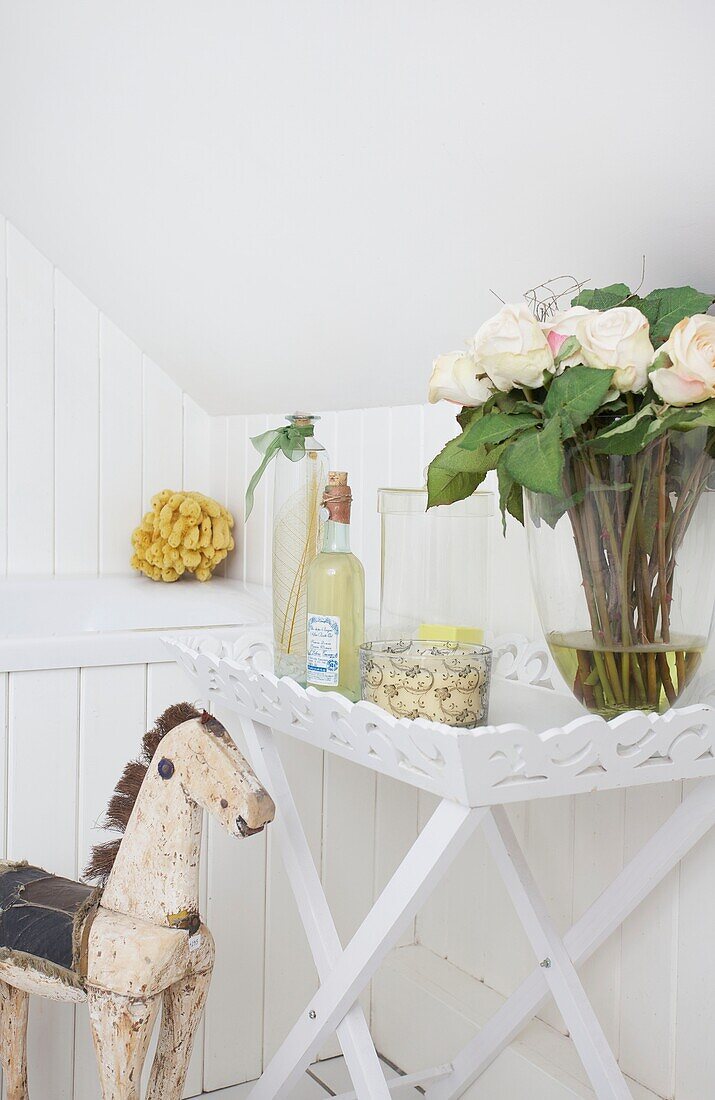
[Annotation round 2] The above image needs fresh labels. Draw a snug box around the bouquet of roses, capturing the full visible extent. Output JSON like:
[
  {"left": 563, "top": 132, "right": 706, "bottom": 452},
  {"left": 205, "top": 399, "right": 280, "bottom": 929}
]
[{"left": 426, "top": 282, "right": 715, "bottom": 716}]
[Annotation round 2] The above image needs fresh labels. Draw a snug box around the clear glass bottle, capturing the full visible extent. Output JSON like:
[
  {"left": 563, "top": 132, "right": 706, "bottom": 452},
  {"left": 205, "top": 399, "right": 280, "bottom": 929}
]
[
  {"left": 306, "top": 472, "right": 365, "bottom": 701},
  {"left": 272, "top": 415, "right": 329, "bottom": 682}
]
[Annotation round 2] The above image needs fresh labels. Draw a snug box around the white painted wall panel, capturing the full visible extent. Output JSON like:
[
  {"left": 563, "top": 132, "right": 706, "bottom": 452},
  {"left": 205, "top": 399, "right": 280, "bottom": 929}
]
[
  {"left": 243, "top": 415, "right": 269, "bottom": 588},
  {"left": 54, "top": 272, "right": 100, "bottom": 574},
  {"left": 675, "top": 780, "right": 715, "bottom": 1100},
  {"left": 620, "top": 783, "right": 682, "bottom": 1097},
  {"left": 182, "top": 393, "right": 212, "bottom": 495},
  {"left": 7, "top": 668, "right": 79, "bottom": 1100},
  {"left": 204, "top": 704, "right": 267, "bottom": 1090},
  {"left": 1, "top": 218, "right": 225, "bottom": 584},
  {"left": 360, "top": 406, "right": 390, "bottom": 614},
  {"left": 570, "top": 789, "right": 625, "bottom": 1055},
  {"left": 142, "top": 355, "right": 183, "bottom": 503},
  {"left": 99, "top": 318, "right": 143, "bottom": 574},
  {"left": 0, "top": 217, "right": 7, "bottom": 579},
  {"left": 262, "top": 736, "right": 330, "bottom": 1061},
  {"left": 6, "top": 226, "right": 55, "bottom": 574},
  {"left": 225, "top": 414, "right": 247, "bottom": 582},
  {"left": 332, "top": 409, "right": 364, "bottom": 562}
]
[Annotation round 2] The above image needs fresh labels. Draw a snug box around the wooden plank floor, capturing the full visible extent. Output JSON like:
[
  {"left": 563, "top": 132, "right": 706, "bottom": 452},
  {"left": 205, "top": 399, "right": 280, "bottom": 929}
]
[{"left": 198, "top": 1055, "right": 421, "bottom": 1097}]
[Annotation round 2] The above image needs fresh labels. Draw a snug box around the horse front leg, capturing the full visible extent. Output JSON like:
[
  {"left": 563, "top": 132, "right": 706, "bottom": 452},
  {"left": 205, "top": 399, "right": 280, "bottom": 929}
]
[
  {"left": 0, "top": 980, "right": 29, "bottom": 1100},
  {"left": 145, "top": 968, "right": 213, "bottom": 1100},
  {"left": 87, "top": 986, "right": 160, "bottom": 1099}
]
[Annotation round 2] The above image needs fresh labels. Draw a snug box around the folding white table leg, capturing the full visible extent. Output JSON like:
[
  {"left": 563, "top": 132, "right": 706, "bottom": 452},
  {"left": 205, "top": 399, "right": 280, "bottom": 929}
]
[
  {"left": 249, "top": 798, "right": 485, "bottom": 1100},
  {"left": 426, "top": 775, "right": 715, "bottom": 1100},
  {"left": 484, "top": 807, "right": 632, "bottom": 1099},
  {"left": 241, "top": 719, "right": 391, "bottom": 1100}
]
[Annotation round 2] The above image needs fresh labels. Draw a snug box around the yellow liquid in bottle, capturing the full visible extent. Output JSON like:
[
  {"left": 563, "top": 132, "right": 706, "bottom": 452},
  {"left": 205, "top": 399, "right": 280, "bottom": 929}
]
[{"left": 306, "top": 521, "right": 365, "bottom": 702}]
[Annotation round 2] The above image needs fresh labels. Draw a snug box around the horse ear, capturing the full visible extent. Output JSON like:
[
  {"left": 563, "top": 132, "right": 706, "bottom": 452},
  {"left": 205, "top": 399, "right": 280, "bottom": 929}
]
[{"left": 142, "top": 702, "right": 200, "bottom": 763}]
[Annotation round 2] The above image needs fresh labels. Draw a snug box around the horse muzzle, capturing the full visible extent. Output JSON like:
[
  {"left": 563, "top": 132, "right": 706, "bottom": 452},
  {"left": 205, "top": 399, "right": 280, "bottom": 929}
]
[{"left": 236, "top": 816, "right": 268, "bottom": 838}]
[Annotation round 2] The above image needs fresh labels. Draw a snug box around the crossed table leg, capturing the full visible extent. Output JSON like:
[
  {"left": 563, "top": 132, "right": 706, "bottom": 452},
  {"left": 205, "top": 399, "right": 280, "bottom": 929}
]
[{"left": 241, "top": 713, "right": 715, "bottom": 1100}]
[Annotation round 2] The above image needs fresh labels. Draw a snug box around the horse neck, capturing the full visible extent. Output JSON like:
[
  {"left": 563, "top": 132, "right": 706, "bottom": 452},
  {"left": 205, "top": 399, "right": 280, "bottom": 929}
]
[{"left": 101, "top": 764, "right": 203, "bottom": 928}]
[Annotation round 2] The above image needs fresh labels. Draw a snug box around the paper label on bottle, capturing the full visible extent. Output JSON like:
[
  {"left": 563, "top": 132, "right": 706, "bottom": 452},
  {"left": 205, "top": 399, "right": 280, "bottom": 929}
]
[{"left": 306, "top": 614, "right": 341, "bottom": 686}]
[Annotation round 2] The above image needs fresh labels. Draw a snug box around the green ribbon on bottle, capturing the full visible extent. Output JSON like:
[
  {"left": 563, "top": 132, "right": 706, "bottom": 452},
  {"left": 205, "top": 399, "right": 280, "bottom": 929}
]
[{"left": 245, "top": 423, "right": 315, "bottom": 519}]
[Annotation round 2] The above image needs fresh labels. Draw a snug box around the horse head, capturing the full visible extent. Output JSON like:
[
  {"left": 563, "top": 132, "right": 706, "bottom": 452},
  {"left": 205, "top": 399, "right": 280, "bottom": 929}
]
[
  {"left": 156, "top": 710, "right": 275, "bottom": 838},
  {"left": 85, "top": 703, "right": 274, "bottom": 889}
]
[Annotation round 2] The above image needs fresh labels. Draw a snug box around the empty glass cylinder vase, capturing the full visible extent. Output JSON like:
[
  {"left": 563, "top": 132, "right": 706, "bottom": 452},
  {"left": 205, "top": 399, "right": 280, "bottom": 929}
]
[{"left": 377, "top": 489, "right": 492, "bottom": 641}]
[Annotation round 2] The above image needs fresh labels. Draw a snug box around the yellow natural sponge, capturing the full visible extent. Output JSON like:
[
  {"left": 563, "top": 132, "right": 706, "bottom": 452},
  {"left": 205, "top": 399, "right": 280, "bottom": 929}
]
[{"left": 131, "top": 490, "right": 235, "bottom": 582}]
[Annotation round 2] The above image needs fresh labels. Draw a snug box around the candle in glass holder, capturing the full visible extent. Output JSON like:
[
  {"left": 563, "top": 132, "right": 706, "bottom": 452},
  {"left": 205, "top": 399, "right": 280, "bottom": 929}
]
[{"left": 359, "top": 640, "right": 492, "bottom": 728}]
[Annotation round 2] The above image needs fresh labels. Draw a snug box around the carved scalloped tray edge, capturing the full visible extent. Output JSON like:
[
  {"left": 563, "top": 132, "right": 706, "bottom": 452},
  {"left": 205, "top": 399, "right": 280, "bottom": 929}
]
[{"left": 163, "top": 631, "right": 715, "bottom": 807}]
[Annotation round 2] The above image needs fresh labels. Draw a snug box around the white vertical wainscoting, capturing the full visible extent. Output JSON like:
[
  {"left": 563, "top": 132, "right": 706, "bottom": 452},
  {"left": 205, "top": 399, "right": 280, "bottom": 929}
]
[
  {"left": 0, "top": 219, "right": 7, "bottom": 578},
  {"left": 6, "top": 225, "right": 55, "bottom": 575},
  {"left": 0, "top": 218, "right": 215, "bottom": 581},
  {"left": 55, "top": 273, "right": 100, "bottom": 575},
  {"left": 7, "top": 670, "right": 79, "bottom": 1100},
  {"left": 98, "top": 318, "right": 143, "bottom": 575}
]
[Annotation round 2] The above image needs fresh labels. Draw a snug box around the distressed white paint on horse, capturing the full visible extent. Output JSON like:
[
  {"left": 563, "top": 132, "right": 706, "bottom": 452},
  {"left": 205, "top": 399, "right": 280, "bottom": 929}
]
[{"left": 0, "top": 713, "right": 275, "bottom": 1100}]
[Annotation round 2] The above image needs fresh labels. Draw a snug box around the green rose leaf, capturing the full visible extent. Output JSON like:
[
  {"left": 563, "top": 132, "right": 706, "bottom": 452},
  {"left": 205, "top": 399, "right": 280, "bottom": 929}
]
[
  {"left": 459, "top": 411, "right": 537, "bottom": 450},
  {"left": 427, "top": 435, "right": 501, "bottom": 508},
  {"left": 590, "top": 418, "right": 653, "bottom": 455},
  {"left": 543, "top": 365, "right": 615, "bottom": 439},
  {"left": 456, "top": 406, "right": 483, "bottom": 432},
  {"left": 588, "top": 404, "right": 655, "bottom": 455},
  {"left": 684, "top": 399, "right": 715, "bottom": 428},
  {"left": 646, "top": 406, "right": 704, "bottom": 438},
  {"left": 504, "top": 417, "right": 565, "bottom": 498},
  {"left": 624, "top": 294, "right": 660, "bottom": 328},
  {"left": 572, "top": 283, "right": 631, "bottom": 310},
  {"left": 636, "top": 286, "right": 715, "bottom": 345},
  {"left": 496, "top": 459, "right": 524, "bottom": 533}
]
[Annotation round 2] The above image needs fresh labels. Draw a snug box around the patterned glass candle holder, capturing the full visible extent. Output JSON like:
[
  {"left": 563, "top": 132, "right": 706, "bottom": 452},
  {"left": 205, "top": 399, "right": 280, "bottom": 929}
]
[{"left": 359, "top": 640, "right": 492, "bottom": 729}]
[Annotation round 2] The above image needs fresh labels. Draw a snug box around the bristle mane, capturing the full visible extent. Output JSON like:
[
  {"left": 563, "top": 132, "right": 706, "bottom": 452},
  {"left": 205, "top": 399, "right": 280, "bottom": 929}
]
[{"left": 83, "top": 702, "right": 200, "bottom": 885}]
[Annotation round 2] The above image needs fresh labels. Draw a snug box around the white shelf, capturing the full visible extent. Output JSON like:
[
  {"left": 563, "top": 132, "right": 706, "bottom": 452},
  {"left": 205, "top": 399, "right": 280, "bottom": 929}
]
[{"left": 0, "top": 576, "right": 270, "bottom": 671}]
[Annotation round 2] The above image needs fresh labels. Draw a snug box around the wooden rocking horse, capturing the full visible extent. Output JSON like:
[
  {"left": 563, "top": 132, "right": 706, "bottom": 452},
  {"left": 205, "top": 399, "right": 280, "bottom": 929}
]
[{"left": 0, "top": 703, "right": 275, "bottom": 1099}]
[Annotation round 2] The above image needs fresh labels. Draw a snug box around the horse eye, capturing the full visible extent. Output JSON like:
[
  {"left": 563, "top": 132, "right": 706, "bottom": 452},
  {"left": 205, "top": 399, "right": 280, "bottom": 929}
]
[
  {"left": 220, "top": 798, "right": 229, "bottom": 809},
  {"left": 158, "top": 758, "right": 175, "bottom": 780}
]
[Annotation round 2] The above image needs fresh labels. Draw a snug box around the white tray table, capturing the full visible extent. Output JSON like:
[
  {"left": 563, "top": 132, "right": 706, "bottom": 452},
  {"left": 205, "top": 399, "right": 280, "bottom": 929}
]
[{"left": 165, "top": 632, "right": 715, "bottom": 1100}]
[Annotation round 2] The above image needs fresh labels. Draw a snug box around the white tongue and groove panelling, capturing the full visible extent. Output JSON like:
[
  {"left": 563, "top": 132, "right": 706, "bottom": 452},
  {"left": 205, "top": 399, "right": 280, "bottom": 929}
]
[
  {"left": 1, "top": 210, "right": 714, "bottom": 1099},
  {"left": 0, "top": 217, "right": 212, "bottom": 579}
]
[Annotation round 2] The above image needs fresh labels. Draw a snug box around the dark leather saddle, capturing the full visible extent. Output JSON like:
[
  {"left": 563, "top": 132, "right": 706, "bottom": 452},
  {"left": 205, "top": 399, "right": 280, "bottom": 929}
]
[{"left": 0, "top": 863, "right": 96, "bottom": 976}]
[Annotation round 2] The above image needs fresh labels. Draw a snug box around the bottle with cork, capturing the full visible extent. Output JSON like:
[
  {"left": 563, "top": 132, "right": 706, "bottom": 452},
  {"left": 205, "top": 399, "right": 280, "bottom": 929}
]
[{"left": 306, "top": 472, "right": 365, "bottom": 701}]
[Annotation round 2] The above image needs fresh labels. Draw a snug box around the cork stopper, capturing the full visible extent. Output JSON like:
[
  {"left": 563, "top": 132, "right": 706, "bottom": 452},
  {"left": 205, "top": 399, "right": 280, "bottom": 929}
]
[{"left": 323, "top": 471, "right": 352, "bottom": 523}]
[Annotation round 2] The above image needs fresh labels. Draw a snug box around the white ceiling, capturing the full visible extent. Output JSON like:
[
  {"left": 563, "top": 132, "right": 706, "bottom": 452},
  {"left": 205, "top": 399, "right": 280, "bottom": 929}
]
[{"left": 1, "top": 1, "right": 713, "bottom": 414}]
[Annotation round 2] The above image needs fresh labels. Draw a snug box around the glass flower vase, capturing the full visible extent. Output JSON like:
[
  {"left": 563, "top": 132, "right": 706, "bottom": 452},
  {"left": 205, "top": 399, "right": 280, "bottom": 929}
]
[
  {"left": 272, "top": 415, "right": 329, "bottom": 682},
  {"left": 525, "top": 428, "right": 715, "bottom": 717}
]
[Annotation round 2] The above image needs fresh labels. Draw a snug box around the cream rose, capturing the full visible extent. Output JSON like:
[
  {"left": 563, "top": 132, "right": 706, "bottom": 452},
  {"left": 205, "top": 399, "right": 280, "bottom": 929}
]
[
  {"left": 541, "top": 306, "right": 593, "bottom": 371},
  {"left": 471, "top": 303, "right": 555, "bottom": 392},
  {"left": 576, "top": 307, "right": 654, "bottom": 393},
  {"left": 428, "top": 351, "right": 494, "bottom": 407},
  {"left": 651, "top": 315, "right": 715, "bottom": 406}
]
